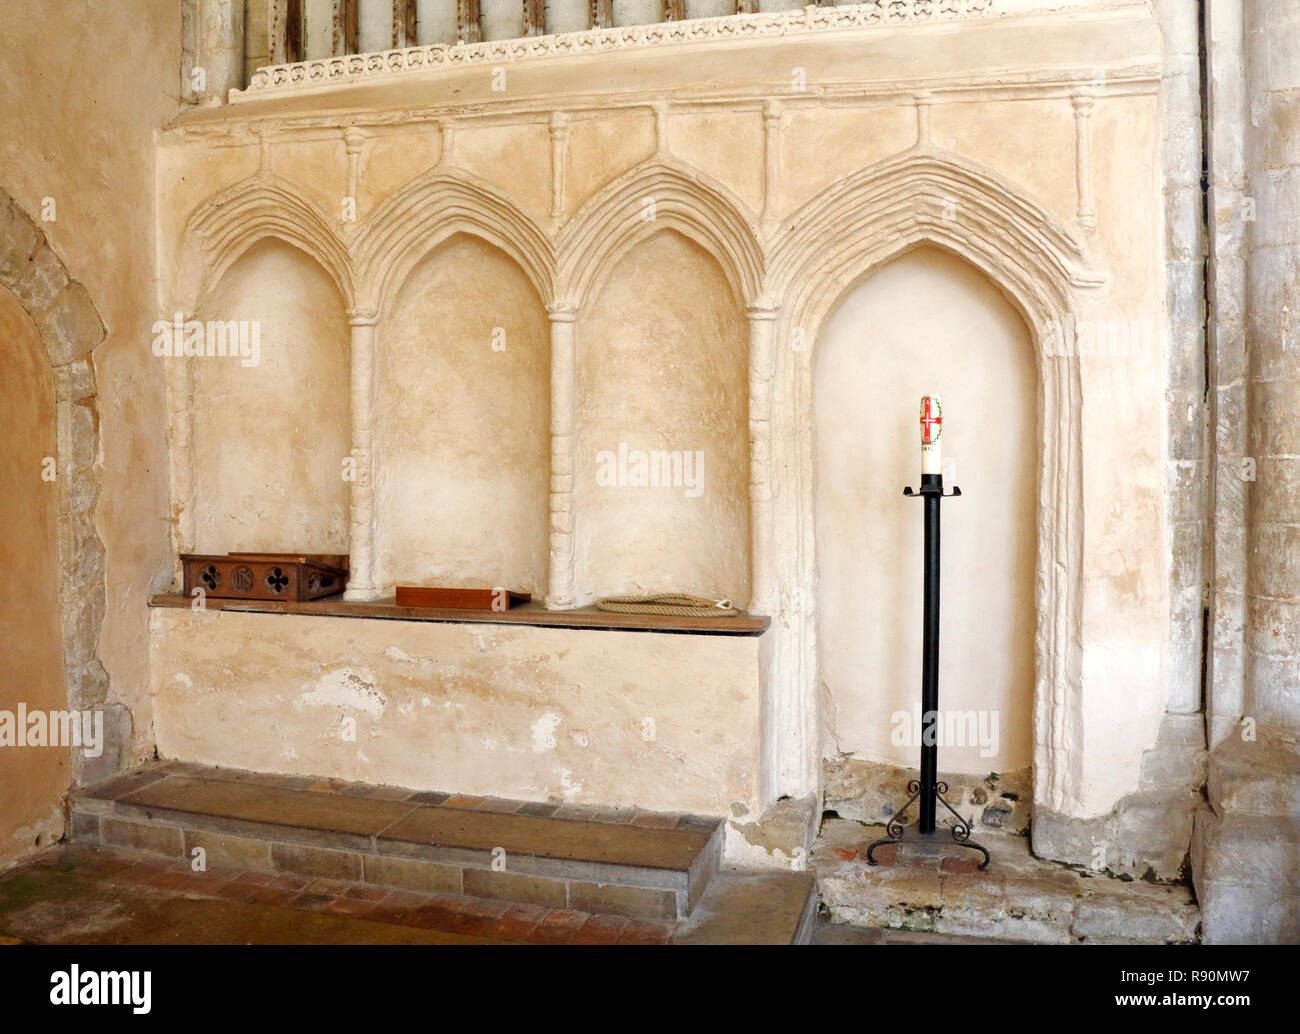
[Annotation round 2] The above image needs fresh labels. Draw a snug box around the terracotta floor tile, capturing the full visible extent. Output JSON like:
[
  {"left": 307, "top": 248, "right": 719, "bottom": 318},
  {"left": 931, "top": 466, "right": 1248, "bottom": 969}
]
[
  {"left": 618, "top": 918, "right": 675, "bottom": 945},
  {"left": 209, "top": 881, "right": 258, "bottom": 903},
  {"left": 342, "top": 883, "right": 389, "bottom": 902},
  {"left": 457, "top": 897, "right": 511, "bottom": 920},
  {"left": 305, "top": 877, "right": 358, "bottom": 897},
  {"left": 287, "top": 892, "right": 336, "bottom": 911},
  {"left": 573, "top": 915, "right": 629, "bottom": 945},
  {"left": 244, "top": 885, "right": 302, "bottom": 907},
  {"left": 440, "top": 795, "right": 485, "bottom": 810},
  {"left": 324, "top": 896, "right": 376, "bottom": 917}
]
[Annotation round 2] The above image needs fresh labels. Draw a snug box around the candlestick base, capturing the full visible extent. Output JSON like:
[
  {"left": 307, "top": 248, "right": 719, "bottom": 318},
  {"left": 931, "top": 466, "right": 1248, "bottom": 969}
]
[{"left": 864, "top": 779, "right": 991, "bottom": 870}]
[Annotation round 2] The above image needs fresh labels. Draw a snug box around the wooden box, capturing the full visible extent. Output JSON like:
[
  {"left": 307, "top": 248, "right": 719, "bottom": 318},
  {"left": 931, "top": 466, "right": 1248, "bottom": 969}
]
[
  {"left": 182, "top": 553, "right": 349, "bottom": 602},
  {"left": 394, "top": 586, "right": 531, "bottom": 610}
]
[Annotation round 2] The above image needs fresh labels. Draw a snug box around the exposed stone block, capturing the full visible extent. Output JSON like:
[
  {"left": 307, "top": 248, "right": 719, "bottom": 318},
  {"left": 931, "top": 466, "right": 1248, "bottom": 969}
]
[
  {"left": 102, "top": 817, "right": 184, "bottom": 857},
  {"left": 270, "top": 842, "right": 363, "bottom": 881},
  {"left": 183, "top": 829, "right": 273, "bottom": 872},
  {"left": 52, "top": 357, "right": 96, "bottom": 403},
  {"left": 0, "top": 197, "right": 38, "bottom": 283},
  {"left": 35, "top": 281, "right": 105, "bottom": 367},
  {"left": 361, "top": 853, "right": 464, "bottom": 894},
  {"left": 462, "top": 868, "right": 568, "bottom": 908}
]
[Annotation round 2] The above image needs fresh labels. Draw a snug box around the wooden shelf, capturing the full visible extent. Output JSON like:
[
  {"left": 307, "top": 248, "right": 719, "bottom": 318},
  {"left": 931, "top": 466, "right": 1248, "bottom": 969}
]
[{"left": 147, "top": 594, "right": 769, "bottom": 636}]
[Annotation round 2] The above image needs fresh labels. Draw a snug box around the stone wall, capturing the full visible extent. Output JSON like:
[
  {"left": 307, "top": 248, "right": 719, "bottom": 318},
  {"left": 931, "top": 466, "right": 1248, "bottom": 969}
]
[{"left": 154, "top": 1, "right": 1171, "bottom": 833}]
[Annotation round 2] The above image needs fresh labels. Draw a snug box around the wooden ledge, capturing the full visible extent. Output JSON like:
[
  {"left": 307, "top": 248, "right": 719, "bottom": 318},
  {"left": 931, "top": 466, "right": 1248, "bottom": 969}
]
[{"left": 147, "top": 594, "right": 770, "bottom": 636}]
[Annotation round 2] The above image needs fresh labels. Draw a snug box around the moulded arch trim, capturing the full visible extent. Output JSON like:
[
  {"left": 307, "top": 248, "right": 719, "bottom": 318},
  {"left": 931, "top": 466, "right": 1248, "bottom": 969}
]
[
  {"left": 354, "top": 171, "right": 554, "bottom": 312},
  {"left": 175, "top": 174, "right": 355, "bottom": 313},
  {"left": 770, "top": 145, "right": 1104, "bottom": 334},
  {"left": 556, "top": 159, "right": 764, "bottom": 309},
  {"left": 0, "top": 188, "right": 112, "bottom": 786}
]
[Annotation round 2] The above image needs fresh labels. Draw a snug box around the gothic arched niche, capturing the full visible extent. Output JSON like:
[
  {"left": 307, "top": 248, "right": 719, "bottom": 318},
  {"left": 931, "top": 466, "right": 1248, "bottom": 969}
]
[
  {"left": 574, "top": 228, "right": 750, "bottom": 607},
  {"left": 373, "top": 233, "right": 550, "bottom": 594},
  {"left": 814, "top": 245, "right": 1035, "bottom": 775},
  {"left": 190, "top": 238, "right": 351, "bottom": 554}
]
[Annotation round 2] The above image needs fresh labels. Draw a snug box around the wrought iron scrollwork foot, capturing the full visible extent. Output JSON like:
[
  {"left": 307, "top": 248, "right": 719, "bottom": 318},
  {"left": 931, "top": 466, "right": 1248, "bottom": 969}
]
[{"left": 864, "top": 780, "right": 991, "bottom": 870}]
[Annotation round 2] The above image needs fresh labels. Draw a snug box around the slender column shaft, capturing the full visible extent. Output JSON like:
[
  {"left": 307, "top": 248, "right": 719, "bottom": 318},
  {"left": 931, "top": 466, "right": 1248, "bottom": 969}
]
[
  {"left": 547, "top": 304, "right": 578, "bottom": 608},
  {"left": 344, "top": 309, "right": 380, "bottom": 600}
]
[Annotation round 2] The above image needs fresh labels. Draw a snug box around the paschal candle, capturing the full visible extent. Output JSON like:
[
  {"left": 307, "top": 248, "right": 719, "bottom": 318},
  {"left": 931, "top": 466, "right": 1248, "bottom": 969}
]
[{"left": 920, "top": 394, "right": 943, "bottom": 475}]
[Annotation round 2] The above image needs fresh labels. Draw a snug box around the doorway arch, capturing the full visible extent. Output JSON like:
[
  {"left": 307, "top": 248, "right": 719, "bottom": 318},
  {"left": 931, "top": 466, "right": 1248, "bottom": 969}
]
[{"left": 0, "top": 190, "right": 111, "bottom": 789}]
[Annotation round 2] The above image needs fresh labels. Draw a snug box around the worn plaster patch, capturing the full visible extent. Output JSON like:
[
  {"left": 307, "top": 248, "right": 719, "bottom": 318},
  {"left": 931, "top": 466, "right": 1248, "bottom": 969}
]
[
  {"left": 297, "top": 668, "right": 386, "bottom": 716},
  {"left": 531, "top": 711, "right": 561, "bottom": 753}
]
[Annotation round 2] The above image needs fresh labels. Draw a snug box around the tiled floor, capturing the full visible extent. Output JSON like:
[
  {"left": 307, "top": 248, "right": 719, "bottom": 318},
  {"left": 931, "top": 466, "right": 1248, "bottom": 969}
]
[{"left": 0, "top": 843, "right": 676, "bottom": 945}]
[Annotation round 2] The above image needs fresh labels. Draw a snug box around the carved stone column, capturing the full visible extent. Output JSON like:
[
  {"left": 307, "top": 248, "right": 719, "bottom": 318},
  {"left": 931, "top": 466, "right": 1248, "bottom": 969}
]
[
  {"left": 344, "top": 308, "right": 381, "bottom": 600},
  {"left": 747, "top": 304, "right": 779, "bottom": 614},
  {"left": 1071, "top": 91, "right": 1097, "bottom": 232},
  {"left": 547, "top": 303, "right": 578, "bottom": 608},
  {"left": 761, "top": 100, "right": 783, "bottom": 235},
  {"left": 549, "top": 113, "right": 570, "bottom": 224}
]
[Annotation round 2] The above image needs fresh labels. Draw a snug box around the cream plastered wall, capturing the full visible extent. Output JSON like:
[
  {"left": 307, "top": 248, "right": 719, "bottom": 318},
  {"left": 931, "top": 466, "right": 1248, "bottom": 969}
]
[
  {"left": 574, "top": 229, "right": 751, "bottom": 607},
  {"left": 150, "top": 608, "right": 762, "bottom": 815},
  {"left": 0, "top": 287, "right": 67, "bottom": 866},
  {"left": 0, "top": 0, "right": 181, "bottom": 769},
  {"left": 374, "top": 234, "right": 551, "bottom": 596},
  {"left": 155, "top": 1, "right": 1168, "bottom": 823},
  {"left": 191, "top": 239, "right": 351, "bottom": 554},
  {"left": 816, "top": 247, "right": 1036, "bottom": 775}
]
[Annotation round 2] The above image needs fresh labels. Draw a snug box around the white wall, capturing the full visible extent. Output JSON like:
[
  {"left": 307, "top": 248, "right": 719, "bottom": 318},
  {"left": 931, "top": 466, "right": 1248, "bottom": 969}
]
[{"left": 815, "top": 246, "right": 1035, "bottom": 774}]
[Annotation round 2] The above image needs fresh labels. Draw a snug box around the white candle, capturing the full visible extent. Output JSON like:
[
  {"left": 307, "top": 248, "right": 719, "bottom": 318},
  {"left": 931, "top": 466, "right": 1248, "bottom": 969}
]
[{"left": 920, "top": 393, "right": 943, "bottom": 476}]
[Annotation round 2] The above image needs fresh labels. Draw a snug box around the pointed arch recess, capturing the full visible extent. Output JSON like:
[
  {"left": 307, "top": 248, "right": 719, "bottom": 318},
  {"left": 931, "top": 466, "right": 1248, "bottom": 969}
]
[
  {"left": 175, "top": 175, "right": 355, "bottom": 313},
  {"left": 762, "top": 147, "right": 1101, "bottom": 815}
]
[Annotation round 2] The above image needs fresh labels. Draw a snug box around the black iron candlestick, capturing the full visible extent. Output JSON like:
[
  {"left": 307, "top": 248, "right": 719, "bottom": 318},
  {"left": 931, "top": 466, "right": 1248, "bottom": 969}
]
[{"left": 865, "top": 471, "right": 990, "bottom": 870}]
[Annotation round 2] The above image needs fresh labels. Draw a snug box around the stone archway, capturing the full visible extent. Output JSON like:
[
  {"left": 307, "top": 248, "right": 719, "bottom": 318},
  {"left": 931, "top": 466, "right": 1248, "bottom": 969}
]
[{"left": 0, "top": 189, "right": 119, "bottom": 785}]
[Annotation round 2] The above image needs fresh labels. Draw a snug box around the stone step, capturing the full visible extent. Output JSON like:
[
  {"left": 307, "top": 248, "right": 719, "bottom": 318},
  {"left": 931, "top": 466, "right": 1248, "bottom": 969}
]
[
  {"left": 814, "top": 818, "right": 1200, "bottom": 945},
  {"left": 70, "top": 760, "right": 724, "bottom": 921},
  {"left": 673, "top": 869, "right": 817, "bottom": 945}
]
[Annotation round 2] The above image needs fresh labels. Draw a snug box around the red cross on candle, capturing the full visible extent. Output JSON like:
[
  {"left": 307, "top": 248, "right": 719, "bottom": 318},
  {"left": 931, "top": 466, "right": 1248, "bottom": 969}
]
[{"left": 920, "top": 395, "right": 942, "bottom": 444}]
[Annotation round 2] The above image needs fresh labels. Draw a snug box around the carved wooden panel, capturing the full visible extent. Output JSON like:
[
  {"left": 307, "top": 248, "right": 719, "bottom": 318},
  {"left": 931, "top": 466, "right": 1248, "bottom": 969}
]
[
  {"left": 393, "top": 0, "right": 418, "bottom": 47},
  {"left": 524, "top": 0, "right": 546, "bottom": 37},
  {"left": 457, "top": 0, "right": 482, "bottom": 43},
  {"left": 182, "top": 554, "right": 349, "bottom": 602},
  {"left": 334, "top": 0, "right": 359, "bottom": 55}
]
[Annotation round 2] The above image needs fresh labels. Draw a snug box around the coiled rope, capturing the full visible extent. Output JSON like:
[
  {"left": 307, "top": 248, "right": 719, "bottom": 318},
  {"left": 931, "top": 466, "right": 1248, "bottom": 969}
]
[{"left": 594, "top": 592, "right": 739, "bottom": 618}]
